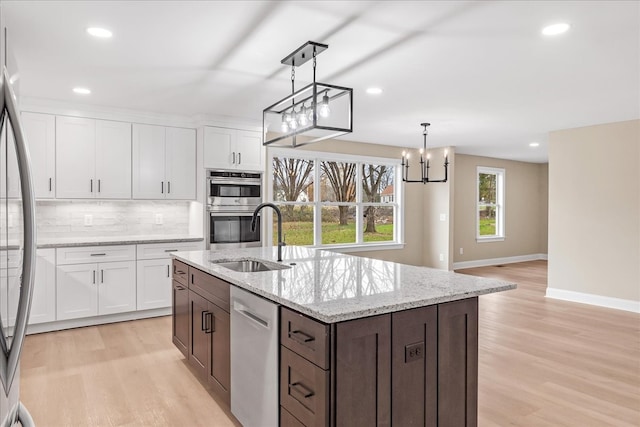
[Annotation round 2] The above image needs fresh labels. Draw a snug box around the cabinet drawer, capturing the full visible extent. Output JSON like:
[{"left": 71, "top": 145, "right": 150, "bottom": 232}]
[
  {"left": 188, "top": 266, "right": 230, "bottom": 312},
  {"left": 281, "top": 407, "right": 306, "bottom": 427},
  {"left": 281, "top": 307, "right": 330, "bottom": 369},
  {"left": 56, "top": 245, "right": 135, "bottom": 265},
  {"left": 172, "top": 260, "right": 188, "bottom": 285},
  {"left": 136, "top": 241, "right": 203, "bottom": 260},
  {"left": 280, "top": 346, "right": 329, "bottom": 427}
]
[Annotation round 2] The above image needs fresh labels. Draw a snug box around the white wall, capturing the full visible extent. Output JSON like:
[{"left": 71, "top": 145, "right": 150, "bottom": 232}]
[{"left": 548, "top": 119, "right": 639, "bottom": 312}]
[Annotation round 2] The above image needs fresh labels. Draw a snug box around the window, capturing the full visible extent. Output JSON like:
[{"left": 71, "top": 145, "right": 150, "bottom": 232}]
[
  {"left": 270, "top": 149, "right": 402, "bottom": 250},
  {"left": 477, "top": 167, "right": 505, "bottom": 241}
]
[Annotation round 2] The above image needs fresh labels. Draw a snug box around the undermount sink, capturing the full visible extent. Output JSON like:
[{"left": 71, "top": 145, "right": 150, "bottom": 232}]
[{"left": 212, "top": 259, "right": 291, "bottom": 273}]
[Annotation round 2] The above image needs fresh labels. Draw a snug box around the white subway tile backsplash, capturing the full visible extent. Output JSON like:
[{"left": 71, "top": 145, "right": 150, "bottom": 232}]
[{"left": 6, "top": 200, "right": 193, "bottom": 239}]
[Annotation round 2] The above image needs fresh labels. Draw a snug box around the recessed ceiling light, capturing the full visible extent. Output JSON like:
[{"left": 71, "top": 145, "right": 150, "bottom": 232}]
[
  {"left": 542, "top": 23, "right": 570, "bottom": 36},
  {"left": 86, "top": 27, "right": 113, "bottom": 38},
  {"left": 366, "top": 87, "right": 383, "bottom": 95},
  {"left": 529, "top": 142, "right": 540, "bottom": 147},
  {"left": 73, "top": 87, "right": 91, "bottom": 95}
]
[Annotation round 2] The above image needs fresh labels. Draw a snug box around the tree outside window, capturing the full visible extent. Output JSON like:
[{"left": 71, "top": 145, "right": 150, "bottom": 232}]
[
  {"left": 477, "top": 167, "right": 505, "bottom": 239},
  {"left": 271, "top": 153, "right": 399, "bottom": 247}
]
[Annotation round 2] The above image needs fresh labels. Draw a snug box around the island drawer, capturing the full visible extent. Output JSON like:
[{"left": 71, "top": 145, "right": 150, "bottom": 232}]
[
  {"left": 189, "top": 266, "right": 230, "bottom": 312},
  {"left": 281, "top": 407, "right": 305, "bottom": 427},
  {"left": 280, "top": 346, "right": 329, "bottom": 427},
  {"left": 281, "top": 307, "right": 330, "bottom": 370},
  {"left": 172, "top": 260, "right": 189, "bottom": 285}
]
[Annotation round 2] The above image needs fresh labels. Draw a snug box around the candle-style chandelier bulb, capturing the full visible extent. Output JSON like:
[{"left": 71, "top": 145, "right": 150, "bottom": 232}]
[
  {"left": 281, "top": 116, "right": 289, "bottom": 133},
  {"left": 319, "top": 93, "right": 330, "bottom": 118},
  {"left": 298, "top": 105, "right": 308, "bottom": 126}
]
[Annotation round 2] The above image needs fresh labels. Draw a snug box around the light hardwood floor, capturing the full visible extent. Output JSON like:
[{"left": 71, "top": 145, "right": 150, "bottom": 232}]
[{"left": 20, "top": 260, "right": 640, "bottom": 426}]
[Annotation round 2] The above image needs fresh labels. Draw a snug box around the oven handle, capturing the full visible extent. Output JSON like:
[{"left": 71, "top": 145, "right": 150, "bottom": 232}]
[
  {"left": 207, "top": 178, "right": 262, "bottom": 186},
  {"left": 209, "top": 211, "right": 260, "bottom": 217}
]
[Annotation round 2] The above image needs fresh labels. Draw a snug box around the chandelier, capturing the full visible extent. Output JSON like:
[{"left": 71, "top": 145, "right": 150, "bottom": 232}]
[
  {"left": 401, "top": 123, "right": 449, "bottom": 183},
  {"left": 262, "top": 41, "right": 353, "bottom": 148}
]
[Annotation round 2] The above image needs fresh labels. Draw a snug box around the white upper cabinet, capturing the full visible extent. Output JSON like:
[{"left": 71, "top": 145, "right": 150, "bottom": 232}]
[
  {"left": 95, "top": 120, "right": 132, "bottom": 199},
  {"left": 133, "top": 124, "right": 196, "bottom": 200},
  {"left": 22, "top": 112, "right": 56, "bottom": 199},
  {"left": 166, "top": 127, "right": 196, "bottom": 200},
  {"left": 0, "top": 125, "right": 20, "bottom": 199},
  {"left": 203, "top": 126, "right": 263, "bottom": 171},
  {"left": 132, "top": 123, "right": 165, "bottom": 199},
  {"left": 56, "top": 116, "right": 96, "bottom": 198},
  {"left": 56, "top": 116, "right": 132, "bottom": 199}
]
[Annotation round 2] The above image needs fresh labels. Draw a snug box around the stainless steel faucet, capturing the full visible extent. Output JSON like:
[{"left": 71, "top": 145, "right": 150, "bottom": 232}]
[{"left": 251, "top": 202, "right": 284, "bottom": 262}]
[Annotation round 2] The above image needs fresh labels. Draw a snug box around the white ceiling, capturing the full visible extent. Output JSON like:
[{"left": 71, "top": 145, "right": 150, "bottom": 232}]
[{"left": 4, "top": 0, "right": 639, "bottom": 163}]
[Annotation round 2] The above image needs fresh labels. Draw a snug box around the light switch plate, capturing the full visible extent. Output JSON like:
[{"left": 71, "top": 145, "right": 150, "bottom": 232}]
[{"left": 439, "top": 213, "right": 446, "bottom": 221}]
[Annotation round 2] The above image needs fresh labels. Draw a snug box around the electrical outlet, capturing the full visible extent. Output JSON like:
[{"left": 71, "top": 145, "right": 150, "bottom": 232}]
[
  {"left": 439, "top": 253, "right": 444, "bottom": 261},
  {"left": 459, "top": 247, "right": 464, "bottom": 255},
  {"left": 439, "top": 213, "right": 446, "bottom": 221},
  {"left": 405, "top": 342, "right": 425, "bottom": 363},
  {"left": 155, "top": 213, "right": 163, "bottom": 225},
  {"left": 84, "top": 214, "right": 92, "bottom": 226}
]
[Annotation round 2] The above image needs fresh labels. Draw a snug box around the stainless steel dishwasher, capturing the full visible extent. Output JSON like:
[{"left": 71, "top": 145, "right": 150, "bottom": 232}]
[{"left": 230, "top": 286, "right": 279, "bottom": 427}]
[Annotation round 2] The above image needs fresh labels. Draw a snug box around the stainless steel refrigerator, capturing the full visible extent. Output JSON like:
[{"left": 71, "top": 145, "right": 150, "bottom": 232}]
[{"left": 0, "top": 4, "right": 37, "bottom": 426}]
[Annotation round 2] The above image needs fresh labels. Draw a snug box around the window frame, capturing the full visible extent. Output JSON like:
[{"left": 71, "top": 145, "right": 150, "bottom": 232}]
[
  {"left": 476, "top": 166, "right": 505, "bottom": 242},
  {"left": 267, "top": 148, "right": 404, "bottom": 252}
]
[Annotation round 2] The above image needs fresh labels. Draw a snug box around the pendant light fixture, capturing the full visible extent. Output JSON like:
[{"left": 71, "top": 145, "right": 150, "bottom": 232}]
[
  {"left": 263, "top": 41, "right": 353, "bottom": 148},
  {"left": 401, "top": 123, "right": 449, "bottom": 183}
]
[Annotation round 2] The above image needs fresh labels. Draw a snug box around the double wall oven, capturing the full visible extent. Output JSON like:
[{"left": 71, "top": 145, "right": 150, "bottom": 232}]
[{"left": 207, "top": 170, "right": 263, "bottom": 249}]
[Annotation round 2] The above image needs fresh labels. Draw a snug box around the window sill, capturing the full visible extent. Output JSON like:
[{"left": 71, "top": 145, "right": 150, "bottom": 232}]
[
  {"left": 310, "top": 242, "right": 405, "bottom": 253},
  {"left": 476, "top": 236, "right": 505, "bottom": 243}
]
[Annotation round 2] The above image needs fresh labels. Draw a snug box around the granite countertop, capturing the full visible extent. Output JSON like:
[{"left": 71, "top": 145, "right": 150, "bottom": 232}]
[
  {"left": 35, "top": 235, "right": 203, "bottom": 248},
  {"left": 172, "top": 246, "right": 516, "bottom": 323}
]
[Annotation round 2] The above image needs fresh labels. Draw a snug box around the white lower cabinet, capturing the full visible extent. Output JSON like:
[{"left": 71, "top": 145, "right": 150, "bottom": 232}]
[
  {"left": 29, "top": 248, "right": 57, "bottom": 325},
  {"left": 136, "top": 258, "right": 172, "bottom": 310},
  {"left": 56, "top": 264, "right": 99, "bottom": 321},
  {"left": 56, "top": 261, "right": 136, "bottom": 321},
  {"left": 98, "top": 261, "right": 137, "bottom": 315},
  {"left": 136, "top": 241, "right": 203, "bottom": 310},
  {"left": 56, "top": 245, "right": 136, "bottom": 321}
]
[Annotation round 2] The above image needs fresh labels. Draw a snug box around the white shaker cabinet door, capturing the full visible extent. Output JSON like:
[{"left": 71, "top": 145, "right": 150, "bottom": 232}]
[
  {"left": 136, "top": 258, "right": 172, "bottom": 310},
  {"left": 22, "top": 112, "right": 56, "bottom": 198},
  {"left": 56, "top": 116, "right": 96, "bottom": 198},
  {"left": 236, "top": 130, "right": 263, "bottom": 171},
  {"left": 96, "top": 120, "right": 132, "bottom": 199},
  {"left": 165, "top": 127, "right": 196, "bottom": 200},
  {"left": 98, "top": 261, "right": 136, "bottom": 315},
  {"left": 29, "top": 248, "right": 57, "bottom": 325},
  {"left": 132, "top": 123, "right": 166, "bottom": 199},
  {"left": 203, "top": 127, "right": 235, "bottom": 170},
  {"left": 0, "top": 125, "right": 21, "bottom": 199},
  {"left": 57, "top": 263, "right": 99, "bottom": 320}
]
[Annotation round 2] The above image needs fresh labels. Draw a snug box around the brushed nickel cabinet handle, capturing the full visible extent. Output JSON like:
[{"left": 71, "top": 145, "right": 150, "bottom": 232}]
[
  {"left": 290, "top": 382, "right": 314, "bottom": 399},
  {"left": 290, "top": 330, "right": 315, "bottom": 343}
]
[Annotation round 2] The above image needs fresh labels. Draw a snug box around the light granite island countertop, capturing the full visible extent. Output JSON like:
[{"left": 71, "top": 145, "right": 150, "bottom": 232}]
[
  {"left": 172, "top": 246, "right": 517, "bottom": 426},
  {"left": 172, "top": 246, "right": 515, "bottom": 323}
]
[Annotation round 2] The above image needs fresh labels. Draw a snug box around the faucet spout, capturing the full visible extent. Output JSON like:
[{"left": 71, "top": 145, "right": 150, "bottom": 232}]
[{"left": 251, "top": 202, "right": 284, "bottom": 262}]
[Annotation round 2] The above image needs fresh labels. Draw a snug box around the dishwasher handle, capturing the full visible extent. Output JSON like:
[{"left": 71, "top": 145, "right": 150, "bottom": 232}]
[{"left": 233, "top": 301, "right": 270, "bottom": 329}]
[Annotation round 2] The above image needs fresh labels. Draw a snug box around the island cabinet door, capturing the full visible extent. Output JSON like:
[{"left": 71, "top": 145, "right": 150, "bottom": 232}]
[
  {"left": 334, "top": 313, "right": 391, "bottom": 426},
  {"left": 207, "top": 301, "right": 230, "bottom": 406},
  {"left": 438, "top": 298, "right": 478, "bottom": 427},
  {"left": 172, "top": 279, "right": 189, "bottom": 357},
  {"left": 391, "top": 305, "right": 438, "bottom": 427},
  {"left": 188, "top": 291, "right": 210, "bottom": 378}
]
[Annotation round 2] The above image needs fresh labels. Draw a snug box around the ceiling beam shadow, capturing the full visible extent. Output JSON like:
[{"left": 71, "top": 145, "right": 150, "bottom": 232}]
[
  {"left": 324, "top": 1, "right": 487, "bottom": 81},
  {"left": 207, "top": 0, "right": 284, "bottom": 72}
]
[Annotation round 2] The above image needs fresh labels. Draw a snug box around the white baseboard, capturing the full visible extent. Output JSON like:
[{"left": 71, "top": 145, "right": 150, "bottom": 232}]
[
  {"left": 26, "top": 307, "right": 172, "bottom": 335},
  {"left": 453, "top": 253, "right": 547, "bottom": 270},
  {"left": 546, "top": 288, "right": 640, "bottom": 313}
]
